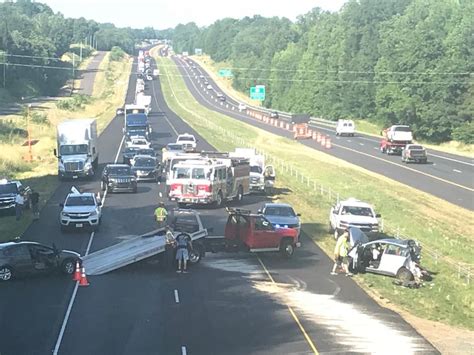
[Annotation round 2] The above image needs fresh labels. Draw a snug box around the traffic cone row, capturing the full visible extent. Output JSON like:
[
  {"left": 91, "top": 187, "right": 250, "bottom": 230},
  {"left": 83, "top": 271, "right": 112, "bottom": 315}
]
[
  {"left": 72, "top": 261, "right": 89, "bottom": 287},
  {"left": 79, "top": 267, "right": 89, "bottom": 287}
]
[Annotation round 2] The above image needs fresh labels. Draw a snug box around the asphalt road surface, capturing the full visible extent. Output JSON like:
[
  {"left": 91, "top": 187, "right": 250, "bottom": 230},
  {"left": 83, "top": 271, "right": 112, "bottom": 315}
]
[
  {"left": 0, "top": 57, "right": 439, "bottom": 355},
  {"left": 177, "top": 57, "right": 473, "bottom": 210},
  {"left": 75, "top": 51, "right": 107, "bottom": 96}
]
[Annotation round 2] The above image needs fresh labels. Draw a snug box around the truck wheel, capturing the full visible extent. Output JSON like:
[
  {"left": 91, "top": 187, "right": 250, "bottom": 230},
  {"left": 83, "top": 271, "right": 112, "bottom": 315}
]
[
  {"left": 328, "top": 222, "right": 334, "bottom": 233},
  {"left": 0, "top": 266, "right": 13, "bottom": 281},
  {"left": 235, "top": 186, "right": 243, "bottom": 202},
  {"left": 188, "top": 243, "right": 204, "bottom": 264},
  {"left": 280, "top": 240, "right": 294, "bottom": 258},
  {"left": 215, "top": 191, "right": 223, "bottom": 208},
  {"left": 177, "top": 203, "right": 186, "bottom": 209},
  {"left": 396, "top": 267, "right": 414, "bottom": 282}
]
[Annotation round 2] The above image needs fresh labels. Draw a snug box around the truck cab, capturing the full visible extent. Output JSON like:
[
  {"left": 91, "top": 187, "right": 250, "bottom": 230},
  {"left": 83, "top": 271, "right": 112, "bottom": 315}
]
[
  {"left": 223, "top": 208, "right": 300, "bottom": 257},
  {"left": 54, "top": 119, "right": 98, "bottom": 180}
]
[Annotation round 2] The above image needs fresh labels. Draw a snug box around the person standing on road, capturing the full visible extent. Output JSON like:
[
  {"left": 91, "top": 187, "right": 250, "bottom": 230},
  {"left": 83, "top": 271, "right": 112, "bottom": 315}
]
[
  {"left": 154, "top": 202, "right": 168, "bottom": 228},
  {"left": 30, "top": 190, "right": 40, "bottom": 220},
  {"left": 175, "top": 233, "right": 192, "bottom": 273},
  {"left": 331, "top": 229, "right": 353, "bottom": 276},
  {"left": 15, "top": 193, "right": 24, "bottom": 221}
]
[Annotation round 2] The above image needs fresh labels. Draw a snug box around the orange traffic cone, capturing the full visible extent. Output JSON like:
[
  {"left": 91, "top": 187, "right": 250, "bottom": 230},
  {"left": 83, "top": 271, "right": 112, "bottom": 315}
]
[
  {"left": 316, "top": 132, "right": 321, "bottom": 142},
  {"left": 325, "top": 136, "right": 332, "bottom": 149},
  {"left": 79, "top": 267, "right": 89, "bottom": 287},
  {"left": 321, "top": 135, "right": 326, "bottom": 146},
  {"left": 73, "top": 261, "right": 81, "bottom": 281}
]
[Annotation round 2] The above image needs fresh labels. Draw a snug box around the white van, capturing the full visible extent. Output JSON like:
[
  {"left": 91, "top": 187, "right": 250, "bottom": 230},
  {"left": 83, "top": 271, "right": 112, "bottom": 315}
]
[{"left": 336, "top": 119, "right": 355, "bottom": 136}]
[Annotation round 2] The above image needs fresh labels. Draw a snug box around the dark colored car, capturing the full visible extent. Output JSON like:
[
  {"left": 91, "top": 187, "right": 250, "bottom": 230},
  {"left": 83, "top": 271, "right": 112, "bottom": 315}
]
[
  {"left": 216, "top": 93, "right": 226, "bottom": 101},
  {"left": 270, "top": 111, "right": 279, "bottom": 119},
  {"left": 122, "top": 147, "right": 141, "bottom": 164},
  {"left": 0, "top": 240, "right": 80, "bottom": 282},
  {"left": 137, "top": 148, "right": 157, "bottom": 159},
  {"left": 131, "top": 155, "right": 161, "bottom": 182},
  {"left": 101, "top": 164, "right": 137, "bottom": 193},
  {"left": 0, "top": 179, "right": 32, "bottom": 214}
]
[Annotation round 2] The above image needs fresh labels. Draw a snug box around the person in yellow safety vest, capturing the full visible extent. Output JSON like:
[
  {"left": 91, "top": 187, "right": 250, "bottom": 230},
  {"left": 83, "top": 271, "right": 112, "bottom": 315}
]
[
  {"left": 331, "top": 229, "right": 353, "bottom": 276},
  {"left": 154, "top": 202, "right": 168, "bottom": 228}
]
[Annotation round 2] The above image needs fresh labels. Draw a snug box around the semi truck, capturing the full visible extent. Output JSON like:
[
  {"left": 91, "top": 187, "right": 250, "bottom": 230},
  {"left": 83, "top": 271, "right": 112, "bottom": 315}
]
[
  {"left": 54, "top": 119, "right": 98, "bottom": 180},
  {"left": 380, "top": 125, "right": 413, "bottom": 155},
  {"left": 123, "top": 104, "right": 151, "bottom": 140}
]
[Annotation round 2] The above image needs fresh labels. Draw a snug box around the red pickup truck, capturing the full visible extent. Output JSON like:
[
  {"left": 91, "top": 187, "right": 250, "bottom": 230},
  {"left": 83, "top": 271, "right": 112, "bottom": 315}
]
[{"left": 206, "top": 208, "right": 300, "bottom": 257}]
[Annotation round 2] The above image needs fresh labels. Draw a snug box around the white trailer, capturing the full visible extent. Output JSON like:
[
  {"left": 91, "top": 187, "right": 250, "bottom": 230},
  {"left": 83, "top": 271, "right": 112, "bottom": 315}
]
[
  {"left": 54, "top": 119, "right": 98, "bottom": 179},
  {"left": 229, "top": 148, "right": 275, "bottom": 193}
]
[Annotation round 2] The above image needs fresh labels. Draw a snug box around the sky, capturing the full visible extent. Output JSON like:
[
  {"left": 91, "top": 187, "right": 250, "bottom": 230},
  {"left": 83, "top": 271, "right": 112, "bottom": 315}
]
[{"left": 38, "top": 0, "right": 348, "bottom": 29}]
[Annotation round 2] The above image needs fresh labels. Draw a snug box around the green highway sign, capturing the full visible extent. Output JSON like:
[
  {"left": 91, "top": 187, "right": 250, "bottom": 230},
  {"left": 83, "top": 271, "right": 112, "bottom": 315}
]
[
  {"left": 250, "top": 85, "right": 265, "bottom": 101},
  {"left": 218, "top": 69, "right": 233, "bottom": 77}
]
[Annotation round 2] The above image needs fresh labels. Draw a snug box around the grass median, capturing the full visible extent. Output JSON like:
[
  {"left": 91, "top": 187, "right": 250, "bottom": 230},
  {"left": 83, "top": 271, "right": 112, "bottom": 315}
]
[
  {"left": 155, "top": 54, "right": 473, "bottom": 330},
  {"left": 0, "top": 52, "right": 132, "bottom": 241},
  {"left": 192, "top": 55, "right": 473, "bottom": 158}
]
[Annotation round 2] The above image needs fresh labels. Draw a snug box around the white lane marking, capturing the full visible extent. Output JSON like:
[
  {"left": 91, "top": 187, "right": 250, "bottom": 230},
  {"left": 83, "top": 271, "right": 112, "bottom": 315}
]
[
  {"left": 347, "top": 140, "right": 352, "bottom": 143},
  {"left": 373, "top": 147, "right": 378, "bottom": 150},
  {"left": 159, "top": 192, "right": 163, "bottom": 198},
  {"left": 359, "top": 143, "right": 364, "bottom": 146},
  {"left": 53, "top": 117, "right": 126, "bottom": 355},
  {"left": 174, "top": 289, "right": 180, "bottom": 303},
  {"left": 453, "top": 169, "right": 462, "bottom": 173},
  {"left": 181, "top": 346, "right": 187, "bottom": 355},
  {"left": 428, "top": 153, "right": 473, "bottom": 166},
  {"left": 85, "top": 231, "right": 95, "bottom": 255},
  {"left": 52, "top": 283, "right": 79, "bottom": 355}
]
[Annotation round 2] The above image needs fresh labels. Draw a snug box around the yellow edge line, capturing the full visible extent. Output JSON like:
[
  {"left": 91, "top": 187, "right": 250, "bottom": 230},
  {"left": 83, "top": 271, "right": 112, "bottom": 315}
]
[
  {"left": 257, "top": 256, "right": 319, "bottom": 355},
  {"left": 331, "top": 142, "right": 474, "bottom": 192}
]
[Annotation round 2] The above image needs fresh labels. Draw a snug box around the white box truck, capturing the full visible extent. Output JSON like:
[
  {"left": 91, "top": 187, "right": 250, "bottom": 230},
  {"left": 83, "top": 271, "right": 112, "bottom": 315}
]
[{"left": 54, "top": 119, "right": 99, "bottom": 180}]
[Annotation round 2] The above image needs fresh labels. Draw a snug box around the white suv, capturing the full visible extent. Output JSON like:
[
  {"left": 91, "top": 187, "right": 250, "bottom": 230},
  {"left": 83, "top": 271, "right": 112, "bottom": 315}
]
[
  {"left": 336, "top": 119, "right": 355, "bottom": 136},
  {"left": 60, "top": 188, "right": 102, "bottom": 232},
  {"left": 329, "top": 198, "right": 380, "bottom": 238}
]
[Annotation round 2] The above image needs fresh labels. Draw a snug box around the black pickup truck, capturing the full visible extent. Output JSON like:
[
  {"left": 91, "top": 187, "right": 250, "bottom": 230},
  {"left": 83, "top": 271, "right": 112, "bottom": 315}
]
[{"left": 0, "top": 179, "right": 31, "bottom": 214}]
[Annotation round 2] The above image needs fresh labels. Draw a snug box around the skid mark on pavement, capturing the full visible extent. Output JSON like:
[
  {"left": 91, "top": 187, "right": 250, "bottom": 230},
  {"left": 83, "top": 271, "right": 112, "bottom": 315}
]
[{"left": 254, "top": 282, "right": 435, "bottom": 354}]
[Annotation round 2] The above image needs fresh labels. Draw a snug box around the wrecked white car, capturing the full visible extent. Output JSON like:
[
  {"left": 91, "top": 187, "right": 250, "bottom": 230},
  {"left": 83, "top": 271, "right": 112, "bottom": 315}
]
[{"left": 347, "top": 227, "right": 429, "bottom": 282}]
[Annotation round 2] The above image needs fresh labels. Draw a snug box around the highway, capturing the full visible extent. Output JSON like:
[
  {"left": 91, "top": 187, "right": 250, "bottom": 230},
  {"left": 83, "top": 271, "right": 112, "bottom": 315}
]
[
  {"left": 176, "top": 56, "right": 474, "bottom": 210},
  {"left": 0, "top": 56, "right": 438, "bottom": 355}
]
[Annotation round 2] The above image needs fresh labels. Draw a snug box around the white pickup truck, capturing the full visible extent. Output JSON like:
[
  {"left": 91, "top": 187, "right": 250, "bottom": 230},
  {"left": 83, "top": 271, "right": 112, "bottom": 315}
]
[{"left": 329, "top": 198, "right": 381, "bottom": 238}]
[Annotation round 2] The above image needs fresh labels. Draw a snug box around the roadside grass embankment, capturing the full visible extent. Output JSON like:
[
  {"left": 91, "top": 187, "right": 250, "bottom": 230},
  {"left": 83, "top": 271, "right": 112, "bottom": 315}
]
[
  {"left": 155, "top": 55, "right": 473, "bottom": 331},
  {"left": 191, "top": 55, "right": 473, "bottom": 158},
  {"left": 0, "top": 52, "right": 132, "bottom": 241}
]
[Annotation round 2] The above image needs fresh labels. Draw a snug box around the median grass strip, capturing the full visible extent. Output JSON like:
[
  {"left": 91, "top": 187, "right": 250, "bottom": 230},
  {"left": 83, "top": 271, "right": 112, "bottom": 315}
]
[
  {"left": 0, "top": 52, "right": 132, "bottom": 241},
  {"left": 156, "top": 55, "right": 473, "bottom": 330},
  {"left": 192, "top": 55, "right": 473, "bottom": 158}
]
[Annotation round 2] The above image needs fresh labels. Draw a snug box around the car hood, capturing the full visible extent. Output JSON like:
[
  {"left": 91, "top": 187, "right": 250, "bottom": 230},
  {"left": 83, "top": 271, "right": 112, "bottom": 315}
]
[
  {"left": 348, "top": 227, "right": 369, "bottom": 246},
  {"left": 339, "top": 215, "right": 377, "bottom": 224},
  {"left": 132, "top": 166, "right": 155, "bottom": 171},
  {"left": 62, "top": 205, "right": 97, "bottom": 214},
  {"left": 60, "top": 249, "right": 81, "bottom": 258},
  {"left": 265, "top": 215, "right": 300, "bottom": 227}
]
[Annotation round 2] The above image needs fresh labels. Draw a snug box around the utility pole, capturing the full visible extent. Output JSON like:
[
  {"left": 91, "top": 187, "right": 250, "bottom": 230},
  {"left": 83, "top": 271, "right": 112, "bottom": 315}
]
[
  {"left": 80, "top": 42, "right": 83, "bottom": 62},
  {"left": 26, "top": 104, "right": 33, "bottom": 163},
  {"left": 71, "top": 52, "right": 75, "bottom": 94}
]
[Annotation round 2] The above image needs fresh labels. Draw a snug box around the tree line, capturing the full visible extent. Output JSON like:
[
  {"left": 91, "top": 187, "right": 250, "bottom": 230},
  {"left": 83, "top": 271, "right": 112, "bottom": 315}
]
[
  {"left": 0, "top": 0, "right": 158, "bottom": 98},
  {"left": 165, "top": 0, "right": 473, "bottom": 143}
]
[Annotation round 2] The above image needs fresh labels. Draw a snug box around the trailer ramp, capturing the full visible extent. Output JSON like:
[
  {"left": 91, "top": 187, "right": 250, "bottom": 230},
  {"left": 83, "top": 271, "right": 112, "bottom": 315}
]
[{"left": 82, "top": 230, "right": 169, "bottom": 275}]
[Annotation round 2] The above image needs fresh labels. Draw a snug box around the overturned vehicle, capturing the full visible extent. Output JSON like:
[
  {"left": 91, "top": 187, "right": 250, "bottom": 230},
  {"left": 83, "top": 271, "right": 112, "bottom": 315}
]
[{"left": 347, "top": 227, "right": 432, "bottom": 283}]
